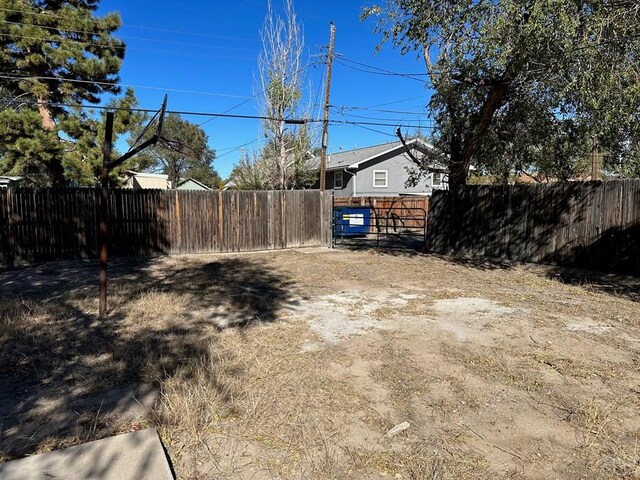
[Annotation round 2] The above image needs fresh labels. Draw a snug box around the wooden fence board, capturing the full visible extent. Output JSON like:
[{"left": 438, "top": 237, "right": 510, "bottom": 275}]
[
  {"left": 0, "top": 189, "right": 332, "bottom": 264},
  {"left": 427, "top": 181, "right": 640, "bottom": 274}
]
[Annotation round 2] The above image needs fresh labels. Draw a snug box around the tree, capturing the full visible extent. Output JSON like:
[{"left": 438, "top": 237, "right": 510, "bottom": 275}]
[
  {"left": 0, "top": 0, "right": 125, "bottom": 185},
  {"left": 364, "top": 1, "right": 640, "bottom": 188},
  {"left": 130, "top": 113, "right": 218, "bottom": 189},
  {"left": 62, "top": 88, "right": 147, "bottom": 186},
  {"left": 257, "top": 0, "right": 315, "bottom": 190},
  {"left": 229, "top": 151, "right": 269, "bottom": 190}
]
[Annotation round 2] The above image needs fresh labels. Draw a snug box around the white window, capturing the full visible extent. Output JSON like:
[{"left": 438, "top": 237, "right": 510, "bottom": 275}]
[
  {"left": 333, "top": 171, "right": 343, "bottom": 189},
  {"left": 432, "top": 172, "right": 442, "bottom": 187},
  {"left": 373, "top": 170, "right": 388, "bottom": 188}
]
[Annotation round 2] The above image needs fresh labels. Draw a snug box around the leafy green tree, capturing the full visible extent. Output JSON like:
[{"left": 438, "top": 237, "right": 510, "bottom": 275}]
[
  {"left": 364, "top": 0, "right": 640, "bottom": 188},
  {"left": 0, "top": 0, "right": 125, "bottom": 185},
  {"left": 130, "top": 113, "right": 218, "bottom": 189},
  {"left": 229, "top": 151, "right": 269, "bottom": 190}
]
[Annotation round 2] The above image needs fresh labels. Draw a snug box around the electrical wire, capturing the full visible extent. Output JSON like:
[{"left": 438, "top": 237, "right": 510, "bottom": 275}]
[
  {"left": 0, "top": 6, "right": 258, "bottom": 42},
  {"left": 197, "top": 60, "right": 319, "bottom": 127},
  {"left": 0, "top": 73, "right": 250, "bottom": 99},
  {"left": 0, "top": 96, "right": 435, "bottom": 129},
  {"left": 0, "top": 20, "right": 256, "bottom": 52},
  {"left": 331, "top": 109, "right": 427, "bottom": 123},
  {"left": 0, "top": 96, "right": 317, "bottom": 123},
  {"left": 349, "top": 123, "right": 397, "bottom": 137},
  {"left": 215, "top": 137, "right": 265, "bottom": 160},
  {"left": 332, "top": 105, "right": 428, "bottom": 116}
]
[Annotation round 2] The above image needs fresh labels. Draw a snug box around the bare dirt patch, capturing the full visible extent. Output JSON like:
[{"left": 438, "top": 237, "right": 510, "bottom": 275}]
[{"left": 1, "top": 248, "right": 639, "bottom": 479}]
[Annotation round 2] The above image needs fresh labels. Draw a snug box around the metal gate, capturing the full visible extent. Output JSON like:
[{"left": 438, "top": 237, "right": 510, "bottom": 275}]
[{"left": 332, "top": 202, "right": 427, "bottom": 251}]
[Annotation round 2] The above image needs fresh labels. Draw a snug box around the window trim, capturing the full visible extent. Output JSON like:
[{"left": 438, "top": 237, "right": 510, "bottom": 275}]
[
  {"left": 333, "top": 171, "right": 343, "bottom": 189},
  {"left": 373, "top": 169, "right": 388, "bottom": 188},
  {"left": 432, "top": 172, "right": 442, "bottom": 187}
]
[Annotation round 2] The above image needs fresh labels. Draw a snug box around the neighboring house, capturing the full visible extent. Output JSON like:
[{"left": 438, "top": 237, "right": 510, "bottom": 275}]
[
  {"left": 124, "top": 171, "right": 170, "bottom": 190},
  {"left": 310, "top": 138, "right": 448, "bottom": 197},
  {"left": 222, "top": 179, "right": 237, "bottom": 190},
  {"left": 0, "top": 176, "right": 23, "bottom": 189},
  {"left": 176, "top": 178, "right": 212, "bottom": 191}
]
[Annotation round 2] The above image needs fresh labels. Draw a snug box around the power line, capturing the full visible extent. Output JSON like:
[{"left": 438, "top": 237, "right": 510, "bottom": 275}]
[
  {"left": 337, "top": 56, "right": 431, "bottom": 76},
  {"left": 0, "top": 20, "right": 256, "bottom": 52},
  {"left": 331, "top": 109, "right": 427, "bottom": 123},
  {"left": 332, "top": 105, "right": 428, "bottom": 116},
  {"left": 0, "top": 32, "right": 255, "bottom": 60},
  {"left": 215, "top": 137, "right": 265, "bottom": 160},
  {"left": 0, "top": 96, "right": 435, "bottom": 129},
  {"left": 362, "top": 94, "right": 432, "bottom": 109},
  {"left": 0, "top": 73, "right": 250, "bottom": 99},
  {"left": 335, "top": 57, "right": 432, "bottom": 85},
  {"left": 0, "top": 96, "right": 318, "bottom": 123},
  {"left": 350, "top": 123, "right": 397, "bottom": 137},
  {"left": 332, "top": 119, "right": 435, "bottom": 129},
  {"left": 198, "top": 60, "right": 319, "bottom": 127},
  {"left": 0, "top": 6, "right": 258, "bottom": 43}
]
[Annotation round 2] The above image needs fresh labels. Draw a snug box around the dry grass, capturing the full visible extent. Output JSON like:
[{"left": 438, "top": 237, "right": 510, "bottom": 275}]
[{"left": 1, "top": 249, "right": 639, "bottom": 478}]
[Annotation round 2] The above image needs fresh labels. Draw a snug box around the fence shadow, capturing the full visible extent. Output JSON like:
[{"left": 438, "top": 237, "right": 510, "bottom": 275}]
[
  {"left": 0, "top": 256, "right": 297, "bottom": 461},
  {"left": 427, "top": 181, "right": 640, "bottom": 276}
]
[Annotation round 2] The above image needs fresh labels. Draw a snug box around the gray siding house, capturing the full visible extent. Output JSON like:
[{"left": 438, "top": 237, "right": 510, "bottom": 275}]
[{"left": 312, "top": 138, "right": 447, "bottom": 197}]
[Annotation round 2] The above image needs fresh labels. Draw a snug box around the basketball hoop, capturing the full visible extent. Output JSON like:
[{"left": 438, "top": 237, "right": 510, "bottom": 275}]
[{"left": 99, "top": 95, "right": 168, "bottom": 317}]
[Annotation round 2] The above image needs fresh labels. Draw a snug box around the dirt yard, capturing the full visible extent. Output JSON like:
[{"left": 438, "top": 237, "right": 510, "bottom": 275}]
[{"left": 1, "top": 248, "right": 639, "bottom": 479}]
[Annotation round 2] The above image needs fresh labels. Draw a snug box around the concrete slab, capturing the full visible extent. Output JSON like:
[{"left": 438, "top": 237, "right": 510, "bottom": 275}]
[
  {"left": 0, "top": 382, "right": 158, "bottom": 458},
  {"left": 0, "top": 428, "right": 174, "bottom": 480}
]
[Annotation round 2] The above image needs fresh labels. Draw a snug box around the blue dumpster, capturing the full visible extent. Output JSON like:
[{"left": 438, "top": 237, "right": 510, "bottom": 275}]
[{"left": 334, "top": 206, "right": 371, "bottom": 237}]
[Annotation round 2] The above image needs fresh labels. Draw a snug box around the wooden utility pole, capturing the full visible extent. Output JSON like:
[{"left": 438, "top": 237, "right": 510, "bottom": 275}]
[
  {"left": 99, "top": 111, "right": 114, "bottom": 317},
  {"left": 320, "top": 22, "right": 336, "bottom": 192}
]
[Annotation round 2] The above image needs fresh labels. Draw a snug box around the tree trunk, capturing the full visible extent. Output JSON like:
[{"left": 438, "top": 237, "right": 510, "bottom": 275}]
[
  {"left": 37, "top": 96, "right": 65, "bottom": 187},
  {"left": 37, "top": 98, "right": 57, "bottom": 131},
  {"left": 279, "top": 121, "right": 286, "bottom": 190}
]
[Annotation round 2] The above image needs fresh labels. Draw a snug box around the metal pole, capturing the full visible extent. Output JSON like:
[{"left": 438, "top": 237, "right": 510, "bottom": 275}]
[
  {"left": 320, "top": 22, "right": 336, "bottom": 192},
  {"left": 99, "top": 111, "right": 114, "bottom": 317}
]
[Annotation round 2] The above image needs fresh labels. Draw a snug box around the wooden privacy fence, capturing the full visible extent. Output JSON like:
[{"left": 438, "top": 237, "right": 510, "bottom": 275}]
[
  {"left": 333, "top": 196, "right": 429, "bottom": 234},
  {"left": 0, "top": 189, "right": 332, "bottom": 264},
  {"left": 427, "top": 180, "right": 640, "bottom": 274}
]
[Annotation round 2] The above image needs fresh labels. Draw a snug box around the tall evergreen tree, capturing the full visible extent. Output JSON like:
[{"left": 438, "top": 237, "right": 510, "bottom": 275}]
[{"left": 0, "top": 0, "right": 125, "bottom": 185}]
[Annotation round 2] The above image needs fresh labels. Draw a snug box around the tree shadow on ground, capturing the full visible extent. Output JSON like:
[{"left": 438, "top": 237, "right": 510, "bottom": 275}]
[
  {"left": 427, "top": 252, "right": 640, "bottom": 303},
  {"left": 0, "top": 256, "right": 298, "bottom": 461},
  {"left": 543, "top": 267, "right": 640, "bottom": 303}
]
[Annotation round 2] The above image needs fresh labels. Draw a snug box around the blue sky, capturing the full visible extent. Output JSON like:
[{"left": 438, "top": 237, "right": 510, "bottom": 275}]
[{"left": 98, "top": 0, "right": 434, "bottom": 178}]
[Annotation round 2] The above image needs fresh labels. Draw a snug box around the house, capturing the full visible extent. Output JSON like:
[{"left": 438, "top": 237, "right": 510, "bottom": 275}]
[
  {"left": 222, "top": 179, "right": 237, "bottom": 190},
  {"left": 176, "top": 178, "right": 212, "bottom": 191},
  {"left": 124, "top": 171, "right": 170, "bottom": 190},
  {"left": 312, "top": 138, "right": 448, "bottom": 197},
  {"left": 0, "top": 176, "right": 23, "bottom": 189}
]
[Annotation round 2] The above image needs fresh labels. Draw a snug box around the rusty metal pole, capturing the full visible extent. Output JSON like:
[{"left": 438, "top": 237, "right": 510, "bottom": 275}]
[
  {"left": 320, "top": 22, "right": 336, "bottom": 192},
  {"left": 99, "top": 111, "right": 114, "bottom": 317}
]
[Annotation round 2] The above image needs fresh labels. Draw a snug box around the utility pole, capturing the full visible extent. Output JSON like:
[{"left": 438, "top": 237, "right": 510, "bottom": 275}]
[
  {"left": 99, "top": 111, "right": 114, "bottom": 317},
  {"left": 320, "top": 22, "right": 336, "bottom": 192}
]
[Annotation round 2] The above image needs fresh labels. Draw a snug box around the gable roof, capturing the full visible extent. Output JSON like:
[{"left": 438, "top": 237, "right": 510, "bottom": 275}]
[
  {"left": 177, "top": 177, "right": 212, "bottom": 191},
  {"left": 126, "top": 170, "right": 168, "bottom": 180},
  {"left": 309, "top": 138, "right": 438, "bottom": 171}
]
